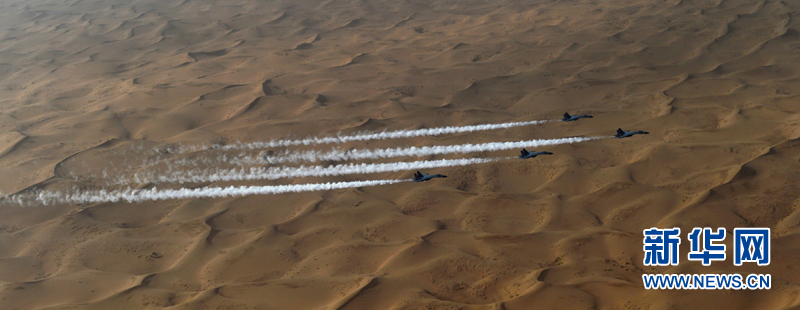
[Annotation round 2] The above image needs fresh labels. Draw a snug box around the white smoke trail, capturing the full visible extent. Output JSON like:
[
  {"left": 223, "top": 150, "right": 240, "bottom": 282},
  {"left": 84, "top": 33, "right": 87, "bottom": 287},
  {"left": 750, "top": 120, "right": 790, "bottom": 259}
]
[
  {"left": 248, "top": 136, "right": 604, "bottom": 164},
  {"left": 208, "top": 119, "right": 551, "bottom": 151},
  {"left": 10, "top": 179, "right": 409, "bottom": 205},
  {"left": 138, "top": 157, "right": 506, "bottom": 184}
]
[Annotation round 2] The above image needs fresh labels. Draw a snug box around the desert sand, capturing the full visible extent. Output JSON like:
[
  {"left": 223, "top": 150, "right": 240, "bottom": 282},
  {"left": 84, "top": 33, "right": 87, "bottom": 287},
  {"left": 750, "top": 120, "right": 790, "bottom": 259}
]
[{"left": 1, "top": 0, "right": 800, "bottom": 308}]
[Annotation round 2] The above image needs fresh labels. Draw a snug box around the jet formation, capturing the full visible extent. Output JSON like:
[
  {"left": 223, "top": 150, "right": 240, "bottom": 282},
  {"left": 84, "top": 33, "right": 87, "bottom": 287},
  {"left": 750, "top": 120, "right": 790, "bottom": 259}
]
[
  {"left": 415, "top": 113, "right": 648, "bottom": 182},
  {"left": 518, "top": 149, "right": 553, "bottom": 159},
  {"left": 614, "top": 128, "right": 649, "bottom": 138},
  {"left": 412, "top": 171, "right": 448, "bottom": 182},
  {"left": 561, "top": 112, "right": 593, "bottom": 122}
]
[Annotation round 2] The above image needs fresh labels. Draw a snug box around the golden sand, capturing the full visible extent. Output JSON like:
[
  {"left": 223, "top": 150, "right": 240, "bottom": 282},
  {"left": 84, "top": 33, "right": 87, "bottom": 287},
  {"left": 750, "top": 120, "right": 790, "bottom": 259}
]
[{"left": 0, "top": 0, "right": 799, "bottom": 308}]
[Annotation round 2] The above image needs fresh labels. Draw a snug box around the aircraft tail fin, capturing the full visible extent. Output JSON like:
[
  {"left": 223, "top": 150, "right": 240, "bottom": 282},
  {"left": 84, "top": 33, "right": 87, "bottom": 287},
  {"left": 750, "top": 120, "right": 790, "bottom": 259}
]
[
  {"left": 617, "top": 128, "right": 624, "bottom": 136},
  {"left": 563, "top": 112, "right": 570, "bottom": 119},
  {"left": 521, "top": 148, "right": 529, "bottom": 156}
]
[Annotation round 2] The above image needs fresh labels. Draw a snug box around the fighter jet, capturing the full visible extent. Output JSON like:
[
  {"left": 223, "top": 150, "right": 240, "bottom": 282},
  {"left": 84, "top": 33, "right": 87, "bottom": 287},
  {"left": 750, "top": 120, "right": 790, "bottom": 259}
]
[
  {"left": 412, "top": 171, "right": 447, "bottom": 182},
  {"left": 614, "top": 128, "right": 649, "bottom": 138},
  {"left": 561, "top": 112, "right": 593, "bottom": 122},
  {"left": 518, "top": 149, "right": 553, "bottom": 159}
]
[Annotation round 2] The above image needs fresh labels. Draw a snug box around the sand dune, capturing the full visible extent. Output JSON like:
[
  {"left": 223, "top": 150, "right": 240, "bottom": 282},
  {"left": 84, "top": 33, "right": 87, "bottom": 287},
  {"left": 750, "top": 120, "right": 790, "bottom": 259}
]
[{"left": 2, "top": 0, "right": 800, "bottom": 308}]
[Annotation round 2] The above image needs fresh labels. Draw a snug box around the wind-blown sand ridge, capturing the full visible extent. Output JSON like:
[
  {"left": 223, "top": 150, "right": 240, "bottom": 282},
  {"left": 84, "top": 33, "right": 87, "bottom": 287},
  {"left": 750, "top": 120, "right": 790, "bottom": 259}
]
[{"left": 2, "top": 0, "right": 800, "bottom": 309}]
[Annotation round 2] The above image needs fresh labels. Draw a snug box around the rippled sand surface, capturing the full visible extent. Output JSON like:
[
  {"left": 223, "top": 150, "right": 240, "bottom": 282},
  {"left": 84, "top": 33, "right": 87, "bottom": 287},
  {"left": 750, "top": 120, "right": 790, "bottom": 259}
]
[{"left": 1, "top": 0, "right": 800, "bottom": 308}]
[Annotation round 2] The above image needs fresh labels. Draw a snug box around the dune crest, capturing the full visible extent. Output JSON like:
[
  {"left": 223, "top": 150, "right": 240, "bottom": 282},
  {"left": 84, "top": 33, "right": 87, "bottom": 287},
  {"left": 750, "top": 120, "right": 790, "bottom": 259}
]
[{"left": 2, "top": 0, "right": 800, "bottom": 309}]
